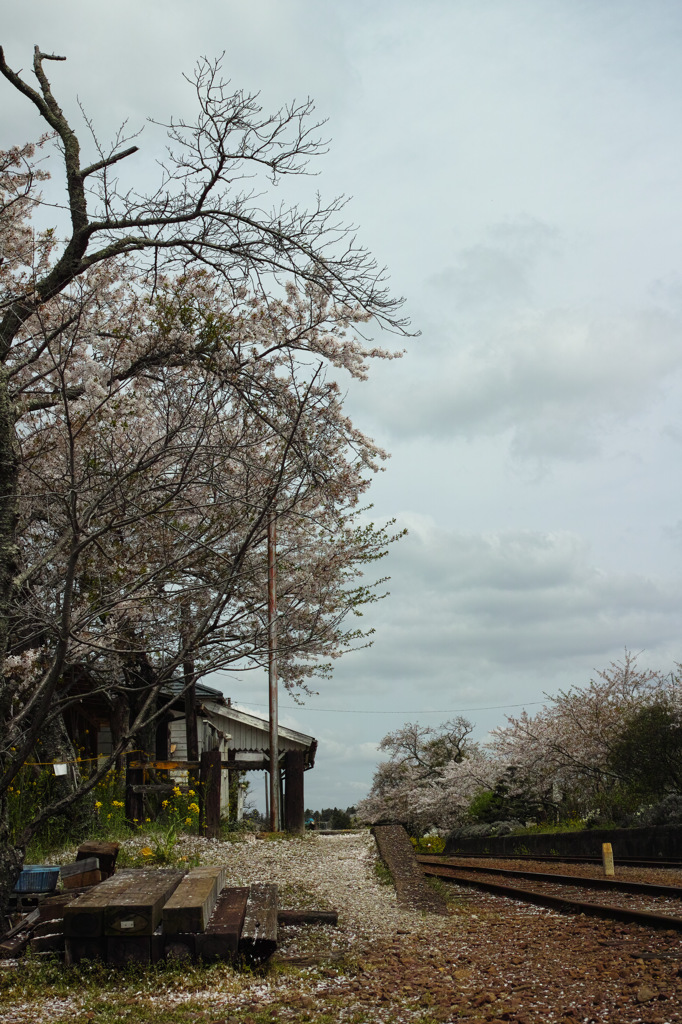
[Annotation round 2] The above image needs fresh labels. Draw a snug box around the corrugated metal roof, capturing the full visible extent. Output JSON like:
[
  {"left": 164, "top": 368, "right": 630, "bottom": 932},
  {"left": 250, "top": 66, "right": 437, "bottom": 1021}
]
[{"left": 202, "top": 700, "right": 315, "bottom": 747}]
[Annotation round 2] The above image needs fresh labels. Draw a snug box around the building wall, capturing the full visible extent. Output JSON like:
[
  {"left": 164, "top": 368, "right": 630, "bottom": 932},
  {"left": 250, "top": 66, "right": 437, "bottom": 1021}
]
[
  {"left": 168, "top": 718, "right": 232, "bottom": 814},
  {"left": 169, "top": 705, "right": 312, "bottom": 819}
]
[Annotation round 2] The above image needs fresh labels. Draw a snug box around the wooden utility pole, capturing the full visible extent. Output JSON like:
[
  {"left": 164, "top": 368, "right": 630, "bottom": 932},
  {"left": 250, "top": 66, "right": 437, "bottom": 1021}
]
[
  {"left": 268, "top": 512, "right": 280, "bottom": 831},
  {"left": 181, "top": 599, "right": 198, "bottom": 763}
]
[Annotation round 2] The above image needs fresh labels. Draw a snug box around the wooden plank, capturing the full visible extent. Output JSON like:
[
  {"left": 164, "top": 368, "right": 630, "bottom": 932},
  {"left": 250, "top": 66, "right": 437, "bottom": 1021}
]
[
  {"left": 128, "top": 760, "right": 201, "bottom": 770},
  {"left": 61, "top": 857, "right": 98, "bottom": 878},
  {"left": 103, "top": 869, "right": 185, "bottom": 936},
  {"left": 61, "top": 858, "right": 102, "bottom": 890},
  {"left": 0, "top": 933, "right": 29, "bottom": 959},
  {"left": 30, "top": 932, "right": 65, "bottom": 954},
  {"left": 130, "top": 784, "right": 175, "bottom": 794},
  {"left": 63, "top": 869, "right": 101, "bottom": 890},
  {"left": 33, "top": 916, "right": 65, "bottom": 938},
  {"left": 129, "top": 759, "right": 236, "bottom": 770},
  {"left": 77, "top": 841, "right": 119, "bottom": 878},
  {"left": 277, "top": 909, "right": 338, "bottom": 927},
  {"left": 196, "top": 886, "right": 249, "bottom": 962},
  {"left": 240, "top": 883, "right": 278, "bottom": 962},
  {"left": 2, "top": 908, "right": 39, "bottom": 941},
  {"left": 162, "top": 866, "right": 226, "bottom": 935},
  {"left": 38, "top": 893, "right": 75, "bottom": 923}
]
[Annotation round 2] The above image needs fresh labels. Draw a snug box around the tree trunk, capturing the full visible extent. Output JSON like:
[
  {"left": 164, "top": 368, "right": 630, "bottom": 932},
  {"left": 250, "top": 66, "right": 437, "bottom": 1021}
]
[
  {"left": 0, "top": 810, "right": 24, "bottom": 931},
  {"left": 39, "top": 708, "right": 90, "bottom": 830},
  {"left": 111, "top": 692, "right": 130, "bottom": 774},
  {"left": 0, "top": 370, "right": 19, "bottom": 708},
  {"left": 0, "top": 372, "right": 23, "bottom": 926}
]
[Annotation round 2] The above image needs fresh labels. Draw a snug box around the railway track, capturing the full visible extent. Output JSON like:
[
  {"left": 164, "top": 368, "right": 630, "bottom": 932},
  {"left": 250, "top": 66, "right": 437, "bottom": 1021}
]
[
  {"left": 441, "top": 851, "right": 682, "bottom": 869},
  {"left": 416, "top": 855, "right": 682, "bottom": 931}
]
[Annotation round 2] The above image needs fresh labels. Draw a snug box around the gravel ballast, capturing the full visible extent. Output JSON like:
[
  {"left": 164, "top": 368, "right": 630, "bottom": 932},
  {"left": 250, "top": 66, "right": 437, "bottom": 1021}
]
[{"left": 0, "top": 831, "right": 681, "bottom": 1023}]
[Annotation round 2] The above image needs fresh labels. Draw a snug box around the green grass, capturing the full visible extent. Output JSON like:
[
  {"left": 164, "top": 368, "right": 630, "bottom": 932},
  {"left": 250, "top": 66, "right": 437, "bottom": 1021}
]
[
  {"left": 0, "top": 952, "right": 360, "bottom": 1024},
  {"left": 372, "top": 857, "right": 393, "bottom": 886}
]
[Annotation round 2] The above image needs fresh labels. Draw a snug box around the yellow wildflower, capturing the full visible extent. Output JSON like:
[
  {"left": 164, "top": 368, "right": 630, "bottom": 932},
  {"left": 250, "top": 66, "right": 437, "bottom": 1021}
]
[
  {"left": 95, "top": 801, "right": 102, "bottom": 810},
  {"left": 185, "top": 817, "right": 192, "bottom": 825},
  {"left": 187, "top": 789, "right": 195, "bottom": 797},
  {"left": 173, "top": 786, "right": 182, "bottom": 797},
  {"left": 141, "top": 847, "right": 153, "bottom": 857},
  {"left": 187, "top": 802, "right": 200, "bottom": 815}
]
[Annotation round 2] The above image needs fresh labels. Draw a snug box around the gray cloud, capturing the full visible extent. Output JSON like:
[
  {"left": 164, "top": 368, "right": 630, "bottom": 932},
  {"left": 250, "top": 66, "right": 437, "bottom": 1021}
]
[{"left": 5, "top": 0, "right": 682, "bottom": 811}]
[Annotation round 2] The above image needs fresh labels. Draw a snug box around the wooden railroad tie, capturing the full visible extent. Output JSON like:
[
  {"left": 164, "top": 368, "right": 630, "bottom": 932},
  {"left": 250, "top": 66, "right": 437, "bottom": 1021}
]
[
  {"left": 162, "top": 865, "right": 227, "bottom": 936},
  {"left": 76, "top": 841, "right": 119, "bottom": 879},
  {"left": 240, "top": 882, "right": 279, "bottom": 962},
  {"left": 195, "top": 886, "right": 250, "bottom": 962},
  {"left": 7, "top": 866, "right": 338, "bottom": 966}
]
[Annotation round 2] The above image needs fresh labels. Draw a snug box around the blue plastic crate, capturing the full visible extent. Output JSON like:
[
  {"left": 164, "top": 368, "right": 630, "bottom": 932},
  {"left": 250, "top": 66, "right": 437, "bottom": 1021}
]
[{"left": 14, "top": 865, "right": 60, "bottom": 893}]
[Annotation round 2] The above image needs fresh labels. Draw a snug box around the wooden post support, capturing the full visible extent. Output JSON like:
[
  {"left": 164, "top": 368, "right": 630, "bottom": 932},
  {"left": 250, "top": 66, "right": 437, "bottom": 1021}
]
[
  {"left": 284, "top": 749, "right": 305, "bottom": 834},
  {"left": 200, "top": 749, "right": 222, "bottom": 839},
  {"left": 602, "top": 842, "right": 615, "bottom": 877}
]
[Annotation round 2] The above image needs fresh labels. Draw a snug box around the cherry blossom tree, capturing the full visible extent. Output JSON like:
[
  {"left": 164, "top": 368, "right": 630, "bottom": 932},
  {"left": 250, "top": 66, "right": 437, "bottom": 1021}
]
[
  {"left": 0, "top": 262, "right": 402, "bottom": 910},
  {"left": 489, "top": 651, "right": 671, "bottom": 818},
  {"left": 359, "top": 654, "right": 682, "bottom": 835},
  {"left": 0, "top": 42, "right": 410, "bottom": 909},
  {"left": 0, "top": 44, "right": 408, "bottom": 667},
  {"left": 356, "top": 719, "right": 495, "bottom": 832}
]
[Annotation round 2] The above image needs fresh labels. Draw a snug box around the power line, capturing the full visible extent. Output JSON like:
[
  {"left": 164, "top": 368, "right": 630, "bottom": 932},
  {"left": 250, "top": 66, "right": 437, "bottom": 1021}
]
[
  {"left": 212, "top": 670, "right": 545, "bottom": 714},
  {"left": 230, "top": 701, "right": 545, "bottom": 714}
]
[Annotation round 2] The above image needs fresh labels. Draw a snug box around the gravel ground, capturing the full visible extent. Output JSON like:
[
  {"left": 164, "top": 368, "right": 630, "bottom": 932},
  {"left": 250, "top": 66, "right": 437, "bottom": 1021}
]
[{"left": 1, "top": 831, "right": 682, "bottom": 1023}]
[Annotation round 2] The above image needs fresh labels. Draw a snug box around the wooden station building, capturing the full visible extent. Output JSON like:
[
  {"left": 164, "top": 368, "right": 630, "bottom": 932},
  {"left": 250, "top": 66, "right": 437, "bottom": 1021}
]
[
  {"left": 68, "top": 680, "right": 317, "bottom": 833},
  {"left": 167, "top": 683, "right": 317, "bottom": 833}
]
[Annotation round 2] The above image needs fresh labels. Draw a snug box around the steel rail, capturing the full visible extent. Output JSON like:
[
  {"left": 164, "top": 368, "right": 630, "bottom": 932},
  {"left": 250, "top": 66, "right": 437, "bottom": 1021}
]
[
  {"left": 416, "top": 856, "right": 682, "bottom": 897},
  {"left": 419, "top": 861, "right": 682, "bottom": 931},
  {"left": 441, "top": 852, "right": 682, "bottom": 868}
]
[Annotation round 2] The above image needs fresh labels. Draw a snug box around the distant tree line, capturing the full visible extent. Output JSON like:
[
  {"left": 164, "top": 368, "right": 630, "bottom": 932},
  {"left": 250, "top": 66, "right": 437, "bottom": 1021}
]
[
  {"left": 357, "top": 651, "right": 682, "bottom": 835},
  {"left": 304, "top": 806, "right": 357, "bottom": 829}
]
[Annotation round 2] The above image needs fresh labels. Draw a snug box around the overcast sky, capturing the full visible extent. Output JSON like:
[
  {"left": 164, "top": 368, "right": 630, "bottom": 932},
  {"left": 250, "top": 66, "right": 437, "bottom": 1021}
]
[{"left": 4, "top": 1, "right": 682, "bottom": 812}]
